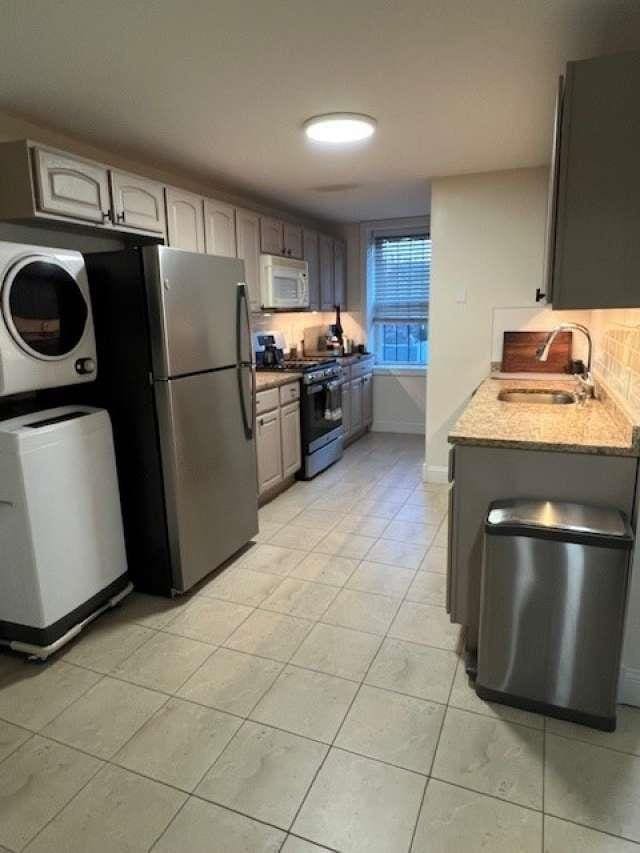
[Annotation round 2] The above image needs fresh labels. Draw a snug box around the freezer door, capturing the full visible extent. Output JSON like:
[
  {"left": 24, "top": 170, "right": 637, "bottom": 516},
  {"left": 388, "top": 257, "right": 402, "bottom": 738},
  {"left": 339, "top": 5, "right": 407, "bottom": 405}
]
[
  {"left": 143, "top": 245, "right": 247, "bottom": 378},
  {"left": 155, "top": 368, "right": 258, "bottom": 592}
]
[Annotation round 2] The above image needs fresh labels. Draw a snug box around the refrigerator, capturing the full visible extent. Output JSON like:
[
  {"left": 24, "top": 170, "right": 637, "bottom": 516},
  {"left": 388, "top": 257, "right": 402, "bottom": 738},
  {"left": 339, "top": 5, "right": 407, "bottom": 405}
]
[{"left": 84, "top": 245, "right": 258, "bottom": 595}]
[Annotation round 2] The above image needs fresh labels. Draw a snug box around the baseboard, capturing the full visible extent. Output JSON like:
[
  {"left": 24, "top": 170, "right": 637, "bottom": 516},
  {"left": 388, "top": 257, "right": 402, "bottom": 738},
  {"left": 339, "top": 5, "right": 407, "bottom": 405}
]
[
  {"left": 371, "top": 420, "right": 425, "bottom": 435},
  {"left": 619, "top": 665, "right": 640, "bottom": 707},
  {"left": 423, "top": 463, "right": 448, "bottom": 483}
]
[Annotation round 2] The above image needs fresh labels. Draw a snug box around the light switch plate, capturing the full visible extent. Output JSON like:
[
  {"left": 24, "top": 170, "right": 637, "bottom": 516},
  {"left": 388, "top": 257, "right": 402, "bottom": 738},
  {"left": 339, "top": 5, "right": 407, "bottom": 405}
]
[{"left": 456, "top": 288, "right": 467, "bottom": 304}]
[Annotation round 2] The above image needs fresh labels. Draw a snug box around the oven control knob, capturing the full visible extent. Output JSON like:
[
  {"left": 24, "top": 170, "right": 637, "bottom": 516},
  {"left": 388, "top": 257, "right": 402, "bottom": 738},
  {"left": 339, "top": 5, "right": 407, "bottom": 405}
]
[{"left": 75, "top": 357, "right": 96, "bottom": 375}]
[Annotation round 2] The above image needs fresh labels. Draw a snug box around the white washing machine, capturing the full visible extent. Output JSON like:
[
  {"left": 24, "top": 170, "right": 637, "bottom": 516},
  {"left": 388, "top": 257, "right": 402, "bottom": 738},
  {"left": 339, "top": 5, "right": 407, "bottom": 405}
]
[
  {"left": 0, "top": 241, "right": 97, "bottom": 396},
  {"left": 0, "top": 406, "right": 130, "bottom": 659}
]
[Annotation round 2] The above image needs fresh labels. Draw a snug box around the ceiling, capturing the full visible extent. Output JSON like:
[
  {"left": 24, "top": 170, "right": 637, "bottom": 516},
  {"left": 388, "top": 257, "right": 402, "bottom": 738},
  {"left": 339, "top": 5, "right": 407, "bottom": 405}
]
[{"left": 1, "top": 1, "right": 639, "bottom": 223}]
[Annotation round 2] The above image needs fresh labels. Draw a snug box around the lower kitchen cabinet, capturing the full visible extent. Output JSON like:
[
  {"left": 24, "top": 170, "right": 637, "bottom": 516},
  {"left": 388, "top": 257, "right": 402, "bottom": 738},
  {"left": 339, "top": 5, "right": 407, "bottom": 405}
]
[
  {"left": 350, "top": 378, "right": 363, "bottom": 434},
  {"left": 256, "top": 382, "right": 302, "bottom": 496},
  {"left": 341, "top": 357, "right": 375, "bottom": 444},
  {"left": 362, "top": 373, "right": 373, "bottom": 427}
]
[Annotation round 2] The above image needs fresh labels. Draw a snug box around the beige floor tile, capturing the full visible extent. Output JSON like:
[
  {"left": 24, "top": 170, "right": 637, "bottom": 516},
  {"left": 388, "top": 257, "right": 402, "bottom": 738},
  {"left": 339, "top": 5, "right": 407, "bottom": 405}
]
[
  {"left": 419, "top": 546, "right": 447, "bottom": 574},
  {"left": 154, "top": 798, "right": 286, "bottom": 852},
  {"left": 112, "top": 631, "right": 214, "bottom": 693},
  {"left": 165, "top": 597, "right": 253, "bottom": 645},
  {"left": 433, "top": 708, "right": 543, "bottom": 809},
  {"left": 336, "top": 685, "right": 444, "bottom": 774},
  {"left": 0, "top": 661, "right": 100, "bottom": 730},
  {"left": 0, "top": 719, "right": 30, "bottom": 762},
  {"left": 321, "top": 588, "right": 400, "bottom": 635},
  {"left": 450, "top": 663, "right": 544, "bottom": 729},
  {"left": 365, "top": 539, "right": 426, "bottom": 570},
  {"left": 544, "top": 814, "right": 640, "bottom": 852},
  {"left": 237, "top": 544, "right": 306, "bottom": 576},
  {"left": 24, "top": 763, "right": 185, "bottom": 853},
  {"left": 196, "top": 721, "right": 326, "bottom": 829},
  {"left": 366, "top": 485, "right": 413, "bottom": 503},
  {"left": 42, "top": 677, "right": 166, "bottom": 759},
  {"left": 259, "top": 504, "right": 303, "bottom": 526},
  {"left": 389, "top": 601, "right": 461, "bottom": 651},
  {"left": 310, "top": 494, "right": 358, "bottom": 512},
  {"left": 116, "top": 697, "right": 240, "bottom": 791},
  {"left": 335, "top": 514, "right": 390, "bottom": 537},
  {"left": 281, "top": 836, "right": 330, "bottom": 852},
  {"left": 251, "top": 665, "right": 358, "bottom": 743},
  {"left": 261, "top": 578, "right": 338, "bottom": 620},
  {"left": 365, "top": 638, "right": 458, "bottom": 705},
  {"left": 0, "top": 651, "right": 24, "bottom": 681},
  {"left": 406, "top": 571, "right": 446, "bottom": 606},
  {"left": 292, "top": 623, "right": 381, "bottom": 681},
  {"left": 434, "top": 522, "right": 448, "bottom": 548},
  {"left": 177, "top": 647, "right": 283, "bottom": 716},
  {"left": 545, "top": 734, "right": 640, "bottom": 841},
  {"left": 225, "top": 610, "right": 312, "bottom": 662},
  {"left": 292, "top": 747, "right": 425, "bottom": 853},
  {"left": 394, "top": 504, "right": 447, "bottom": 526},
  {"left": 349, "top": 498, "right": 402, "bottom": 519},
  {"left": 382, "top": 519, "right": 438, "bottom": 547},
  {"left": 314, "top": 529, "right": 376, "bottom": 560},
  {"left": 60, "top": 616, "right": 154, "bottom": 673},
  {"left": 291, "top": 552, "right": 359, "bottom": 587},
  {"left": 346, "top": 561, "right": 415, "bottom": 598},
  {"left": 290, "top": 510, "right": 342, "bottom": 532},
  {"left": 546, "top": 705, "right": 640, "bottom": 754},
  {"left": 199, "top": 568, "right": 283, "bottom": 607},
  {"left": 251, "top": 520, "right": 285, "bottom": 543},
  {"left": 0, "top": 736, "right": 101, "bottom": 851},
  {"left": 406, "top": 490, "right": 448, "bottom": 510},
  {"left": 270, "top": 525, "right": 328, "bottom": 550},
  {"left": 116, "top": 591, "right": 190, "bottom": 629},
  {"left": 413, "top": 779, "right": 542, "bottom": 853}
]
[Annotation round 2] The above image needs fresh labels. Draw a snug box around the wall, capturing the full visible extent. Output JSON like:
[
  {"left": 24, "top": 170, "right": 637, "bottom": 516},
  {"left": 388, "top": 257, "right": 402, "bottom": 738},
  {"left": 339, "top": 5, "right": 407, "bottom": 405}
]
[{"left": 372, "top": 371, "right": 426, "bottom": 434}]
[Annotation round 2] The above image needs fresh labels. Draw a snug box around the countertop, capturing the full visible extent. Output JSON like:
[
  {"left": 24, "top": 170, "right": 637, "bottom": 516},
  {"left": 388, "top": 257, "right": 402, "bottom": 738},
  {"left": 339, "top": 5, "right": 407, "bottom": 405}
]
[
  {"left": 449, "top": 377, "right": 640, "bottom": 457},
  {"left": 255, "top": 372, "right": 303, "bottom": 391}
]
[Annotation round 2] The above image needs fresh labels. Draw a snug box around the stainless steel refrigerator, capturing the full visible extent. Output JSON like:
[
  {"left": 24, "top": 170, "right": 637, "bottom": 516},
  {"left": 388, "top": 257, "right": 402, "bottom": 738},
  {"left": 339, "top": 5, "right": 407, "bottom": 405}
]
[{"left": 85, "top": 245, "right": 258, "bottom": 595}]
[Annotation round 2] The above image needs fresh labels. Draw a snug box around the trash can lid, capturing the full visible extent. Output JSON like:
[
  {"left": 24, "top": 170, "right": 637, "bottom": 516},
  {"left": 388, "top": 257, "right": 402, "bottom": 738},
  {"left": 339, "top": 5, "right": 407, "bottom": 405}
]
[{"left": 486, "top": 499, "right": 633, "bottom": 548}]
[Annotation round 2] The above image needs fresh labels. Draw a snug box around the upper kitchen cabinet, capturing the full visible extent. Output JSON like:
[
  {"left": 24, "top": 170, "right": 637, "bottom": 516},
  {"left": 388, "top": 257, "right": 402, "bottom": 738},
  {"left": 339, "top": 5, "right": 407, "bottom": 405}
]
[
  {"left": 236, "top": 207, "right": 262, "bottom": 311},
  {"left": 165, "top": 188, "right": 205, "bottom": 253},
  {"left": 260, "top": 216, "right": 284, "bottom": 255},
  {"left": 204, "top": 198, "right": 236, "bottom": 258},
  {"left": 110, "top": 170, "right": 165, "bottom": 233},
  {"left": 283, "top": 223, "right": 303, "bottom": 258},
  {"left": 544, "top": 50, "right": 640, "bottom": 309},
  {"left": 319, "top": 234, "right": 335, "bottom": 310},
  {"left": 33, "top": 146, "right": 111, "bottom": 224},
  {"left": 333, "top": 239, "right": 346, "bottom": 308},
  {"left": 303, "top": 228, "right": 320, "bottom": 310}
]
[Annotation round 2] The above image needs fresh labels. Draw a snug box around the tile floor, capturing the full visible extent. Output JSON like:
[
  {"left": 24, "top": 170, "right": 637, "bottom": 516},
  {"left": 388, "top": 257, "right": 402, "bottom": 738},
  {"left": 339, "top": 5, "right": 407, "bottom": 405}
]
[{"left": 0, "top": 433, "right": 639, "bottom": 851}]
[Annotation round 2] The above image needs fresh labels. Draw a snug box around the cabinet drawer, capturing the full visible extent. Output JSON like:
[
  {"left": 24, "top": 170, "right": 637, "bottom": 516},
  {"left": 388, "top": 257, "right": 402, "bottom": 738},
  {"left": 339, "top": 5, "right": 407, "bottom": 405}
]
[
  {"left": 279, "top": 381, "right": 300, "bottom": 405},
  {"left": 351, "top": 358, "right": 375, "bottom": 380},
  {"left": 256, "top": 388, "right": 280, "bottom": 414}
]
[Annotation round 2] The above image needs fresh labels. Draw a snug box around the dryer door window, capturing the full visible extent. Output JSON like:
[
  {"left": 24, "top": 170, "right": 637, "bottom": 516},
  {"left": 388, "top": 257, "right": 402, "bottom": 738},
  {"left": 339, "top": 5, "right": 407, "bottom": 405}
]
[{"left": 4, "top": 260, "right": 88, "bottom": 359}]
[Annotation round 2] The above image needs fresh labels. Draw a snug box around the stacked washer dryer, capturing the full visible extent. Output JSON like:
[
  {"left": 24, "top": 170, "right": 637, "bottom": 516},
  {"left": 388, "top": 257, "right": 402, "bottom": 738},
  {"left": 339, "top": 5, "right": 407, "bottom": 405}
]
[{"left": 0, "top": 241, "right": 130, "bottom": 659}]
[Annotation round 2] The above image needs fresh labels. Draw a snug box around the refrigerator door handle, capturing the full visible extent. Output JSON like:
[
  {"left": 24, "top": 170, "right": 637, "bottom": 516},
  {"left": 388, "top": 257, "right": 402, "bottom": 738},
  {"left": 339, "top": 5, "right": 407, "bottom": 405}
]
[{"left": 236, "top": 283, "right": 254, "bottom": 440}]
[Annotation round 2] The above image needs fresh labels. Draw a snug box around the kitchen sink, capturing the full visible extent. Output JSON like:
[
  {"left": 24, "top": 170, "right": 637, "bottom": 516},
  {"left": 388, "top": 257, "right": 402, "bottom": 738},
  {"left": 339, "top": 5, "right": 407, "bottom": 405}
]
[{"left": 498, "top": 388, "right": 577, "bottom": 405}]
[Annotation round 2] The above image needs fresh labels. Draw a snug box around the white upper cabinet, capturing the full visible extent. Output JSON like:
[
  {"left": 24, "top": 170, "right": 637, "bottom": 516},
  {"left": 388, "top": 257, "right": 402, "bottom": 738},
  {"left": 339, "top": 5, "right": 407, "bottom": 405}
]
[
  {"left": 333, "top": 240, "right": 346, "bottom": 308},
  {"left": 260, "top": 216, "right": 284, "bottom": 255},
  {"left": 110, "top": 171, "right": 165, "bottom": 233},
  {"left": 165, "top": 187, "right": 205, "bottom": 253},
  {"left": 33, "top": 146, "right": 111, "bottom": 224},
  {"left": 283, "top": 223, "right": 303, "bottom": 258},
  {"left": 319, "top": 234, "right": 335, "bottom": 310},
  {"left": 236, "top": 207, "right": 261, "bottom": 311},
  {"left": 204, "top": 198, "right": 236, "bottom": 258},
  {"left": 303, "top": 228, "right": 320, "bottom": 310}
]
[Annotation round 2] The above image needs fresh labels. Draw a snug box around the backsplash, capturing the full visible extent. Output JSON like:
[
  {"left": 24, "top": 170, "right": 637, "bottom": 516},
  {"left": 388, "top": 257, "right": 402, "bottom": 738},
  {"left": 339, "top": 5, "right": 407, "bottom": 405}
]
[
  {"left": 592, "top": 309, "right": 640, "bottom": 421},
  {"left": 252, "top": 310, "right": 366, "bottom": 354}
]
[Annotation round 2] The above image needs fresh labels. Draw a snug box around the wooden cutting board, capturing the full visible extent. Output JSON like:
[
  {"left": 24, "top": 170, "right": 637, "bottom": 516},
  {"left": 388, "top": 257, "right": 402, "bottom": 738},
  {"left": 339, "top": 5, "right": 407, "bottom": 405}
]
[{"left": 501, "top": 331, "right": 573, "bottom": 373}]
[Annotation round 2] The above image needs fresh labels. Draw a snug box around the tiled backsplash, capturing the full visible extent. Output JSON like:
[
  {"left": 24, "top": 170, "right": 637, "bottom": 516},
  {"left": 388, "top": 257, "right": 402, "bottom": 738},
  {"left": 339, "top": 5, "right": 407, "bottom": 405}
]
[{"left": 592, "top": 309, "right": 640, "bottom": 420}]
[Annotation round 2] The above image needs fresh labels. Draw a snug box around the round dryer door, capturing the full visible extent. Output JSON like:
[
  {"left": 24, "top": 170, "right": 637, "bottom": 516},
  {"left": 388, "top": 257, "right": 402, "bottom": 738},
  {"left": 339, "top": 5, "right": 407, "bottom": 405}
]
[{"left": 2, "top": 257, "right": 89, "bottom": 360}]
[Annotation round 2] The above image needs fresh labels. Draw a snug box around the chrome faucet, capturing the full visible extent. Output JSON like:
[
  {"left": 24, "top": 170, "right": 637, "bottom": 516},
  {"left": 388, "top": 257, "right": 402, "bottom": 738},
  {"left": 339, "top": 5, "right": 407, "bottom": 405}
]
[{"left": 536, "top": 323, "right": 596, "bottom": 399}]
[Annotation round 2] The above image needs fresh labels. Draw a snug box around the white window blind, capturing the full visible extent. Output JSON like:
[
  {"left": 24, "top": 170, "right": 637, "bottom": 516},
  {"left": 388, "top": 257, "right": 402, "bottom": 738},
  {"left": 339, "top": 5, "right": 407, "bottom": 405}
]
[{"left": 372, "top": 233, "right": 430, "bottom": 322}]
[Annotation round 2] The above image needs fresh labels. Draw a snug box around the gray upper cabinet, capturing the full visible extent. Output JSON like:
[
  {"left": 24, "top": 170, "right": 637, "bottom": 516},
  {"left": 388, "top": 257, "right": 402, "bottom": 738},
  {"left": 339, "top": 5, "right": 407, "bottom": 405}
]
[
  {"left": 333, "top": 239, "right": 346, "bottom": 309},
  {"left": 545, "top": 50, "right": 640, "bottom": 309},
  {"left": 303, "top": 228, "right": 320, "bottom": 310},
  {"left": 236, "top": 207, "right": 261, "bottom": 312},
  {"left": 260, "top": 216, "right": 284, "bottom": 255},
  {"left": 319, "top": 234, "right": 335, "bottom": 310},
  {"left": 204, "top": 198, "right": 236, "bottom": 258},
  {"left": 33, "top": 146, "right": 111, "bottom": 224},
  {"left": 283, "top": 223, "right": 303, "bottom": 258},
  {"left": 165, "top": 187, "right": 205, "bottom": 253},
  {"left": 110, "top": 170, "right": 165, "bottom": 233}
]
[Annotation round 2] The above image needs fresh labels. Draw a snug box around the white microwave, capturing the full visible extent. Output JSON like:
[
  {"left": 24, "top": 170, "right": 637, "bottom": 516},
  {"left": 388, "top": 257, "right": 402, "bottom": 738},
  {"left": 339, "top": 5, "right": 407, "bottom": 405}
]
[{"left": 260, "top": 254, "right": 309, "bottom": 310}]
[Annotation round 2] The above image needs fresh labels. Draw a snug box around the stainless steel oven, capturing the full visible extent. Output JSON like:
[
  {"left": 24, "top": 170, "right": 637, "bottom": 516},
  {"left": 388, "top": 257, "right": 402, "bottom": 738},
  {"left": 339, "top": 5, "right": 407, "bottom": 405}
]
[{"left": 300, "top": 363, "right": 344, "bottom": 479}]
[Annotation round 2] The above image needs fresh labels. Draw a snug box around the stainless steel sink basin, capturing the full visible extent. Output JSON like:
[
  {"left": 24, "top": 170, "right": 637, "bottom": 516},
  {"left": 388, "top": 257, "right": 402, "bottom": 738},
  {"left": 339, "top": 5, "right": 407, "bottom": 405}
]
[{"left": 498, "top": 388, "right": 577, "bottom": 405}]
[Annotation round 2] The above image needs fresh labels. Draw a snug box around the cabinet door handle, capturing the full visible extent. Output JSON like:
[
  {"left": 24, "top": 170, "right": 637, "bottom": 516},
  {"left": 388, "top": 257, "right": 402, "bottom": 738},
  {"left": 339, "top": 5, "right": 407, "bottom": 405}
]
[{"left": 102, "top": 210, "right": 112, "bottom": 223}]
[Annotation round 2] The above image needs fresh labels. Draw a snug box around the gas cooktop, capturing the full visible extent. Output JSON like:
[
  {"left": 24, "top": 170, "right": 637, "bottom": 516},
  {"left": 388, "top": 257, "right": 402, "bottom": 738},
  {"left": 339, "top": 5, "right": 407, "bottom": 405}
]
[{"left": 257, "top": 359, "right": 337, "bottom": 372}]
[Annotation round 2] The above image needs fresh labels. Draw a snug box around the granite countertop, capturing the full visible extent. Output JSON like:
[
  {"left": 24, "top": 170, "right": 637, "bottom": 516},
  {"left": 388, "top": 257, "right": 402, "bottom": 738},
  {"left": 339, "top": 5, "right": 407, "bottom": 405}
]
[
  {"left": 255, "top": 372, "right": 303, "bottom": 391},
  {"left": 449, "top": 377, "right": 640, "bottom": 457}
]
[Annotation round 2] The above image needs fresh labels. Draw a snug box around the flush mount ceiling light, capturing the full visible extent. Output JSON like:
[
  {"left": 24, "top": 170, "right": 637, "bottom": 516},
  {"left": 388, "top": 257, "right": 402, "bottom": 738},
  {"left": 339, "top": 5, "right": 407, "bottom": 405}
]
[{"left": 303, "top": 113, "right": 377, "bottom": 144}]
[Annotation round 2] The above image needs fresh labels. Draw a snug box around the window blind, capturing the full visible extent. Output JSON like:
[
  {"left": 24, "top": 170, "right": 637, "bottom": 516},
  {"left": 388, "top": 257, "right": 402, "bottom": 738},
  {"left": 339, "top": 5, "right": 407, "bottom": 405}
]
[{"left": 372, "top": 233, "right": 430, "bottom": 322}]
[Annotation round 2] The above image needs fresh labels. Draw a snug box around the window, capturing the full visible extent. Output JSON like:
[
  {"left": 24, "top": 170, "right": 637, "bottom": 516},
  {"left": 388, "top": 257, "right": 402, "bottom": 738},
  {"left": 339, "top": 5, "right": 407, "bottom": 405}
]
[{"left": 371, "top": 233, "right": 430, "bottom": 366}]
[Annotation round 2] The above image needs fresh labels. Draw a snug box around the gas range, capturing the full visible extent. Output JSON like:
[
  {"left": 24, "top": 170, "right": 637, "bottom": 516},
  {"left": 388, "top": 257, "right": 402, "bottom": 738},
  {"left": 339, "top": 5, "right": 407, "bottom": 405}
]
[{"left": 256, "top": 359, "right": 342, "bottom": 385}]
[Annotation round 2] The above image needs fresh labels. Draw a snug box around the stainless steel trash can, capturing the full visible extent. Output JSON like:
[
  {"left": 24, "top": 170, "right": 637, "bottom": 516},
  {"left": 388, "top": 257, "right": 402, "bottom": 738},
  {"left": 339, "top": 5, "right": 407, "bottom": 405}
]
[{"left": 476, "top": 499, "right": 633, "bottom": 731}]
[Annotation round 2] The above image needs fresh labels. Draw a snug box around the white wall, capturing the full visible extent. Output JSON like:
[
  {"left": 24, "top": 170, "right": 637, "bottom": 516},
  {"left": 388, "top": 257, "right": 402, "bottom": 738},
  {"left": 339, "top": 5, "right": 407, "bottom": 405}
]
[
  {"left": 372, "top": 372, "right": 426, "bottom": 434},
  {"left": 425, "top": 167, "right": 550, "bottom": 477}
]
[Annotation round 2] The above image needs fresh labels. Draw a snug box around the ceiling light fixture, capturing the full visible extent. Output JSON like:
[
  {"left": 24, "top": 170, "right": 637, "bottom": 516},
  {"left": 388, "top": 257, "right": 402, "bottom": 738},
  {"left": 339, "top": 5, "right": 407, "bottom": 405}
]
[{"left": 303, "top": 113, "right": 377, "bottom": 144}]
